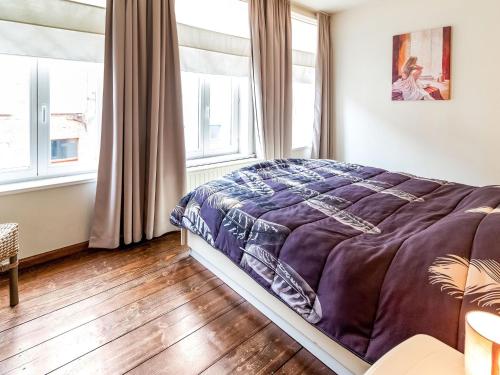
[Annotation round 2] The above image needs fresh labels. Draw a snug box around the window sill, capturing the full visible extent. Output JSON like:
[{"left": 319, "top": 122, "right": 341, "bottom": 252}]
[
  {"left": 0, "top": 173, "right": 97, "bottom": 197},
  {"left": 187, "top": 154, "right": 259, "bottom": 171}
]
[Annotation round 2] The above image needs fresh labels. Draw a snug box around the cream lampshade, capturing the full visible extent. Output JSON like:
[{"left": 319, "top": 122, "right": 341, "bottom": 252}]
[{"left": 465, "top": 311, "right": 500, "bottom": 375}]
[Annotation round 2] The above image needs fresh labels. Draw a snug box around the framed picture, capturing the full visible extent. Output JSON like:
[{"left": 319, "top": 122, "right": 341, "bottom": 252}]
[{"left": 392, "top": 26, "right": 451, "bottom": 101}]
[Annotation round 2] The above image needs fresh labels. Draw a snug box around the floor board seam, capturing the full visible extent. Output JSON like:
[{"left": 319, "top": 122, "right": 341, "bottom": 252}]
[
  {"left": 0, "top": 251, "right": 190, "bottom": 334},
  {"left": 0, "top": 235, "right": 335, "bottom": 375},
  {"left": 122, "top": 299, "right": 247, "bottom": 375},
  {"left": 197, "top": 320, "right": 273, "bottom": 374},
  {"left": 15, "top": 233, "right": 181, "bottom": 282},
  {"left": 0, "top": 243, "right": 185, "bottom": 307},
  {"left": 45, "top": 282, "right": 236, "bottom": 374},
  {"left": 0, "top": 264, "right": 211, "bottom": 363},
  {"left": 272, "top": 346, "right": 304, "bottom": 374}
]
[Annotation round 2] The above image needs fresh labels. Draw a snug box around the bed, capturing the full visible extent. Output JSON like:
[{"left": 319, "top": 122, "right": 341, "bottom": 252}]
[{"left": 170, "top": 159, "right": 500, "bottom": 374}]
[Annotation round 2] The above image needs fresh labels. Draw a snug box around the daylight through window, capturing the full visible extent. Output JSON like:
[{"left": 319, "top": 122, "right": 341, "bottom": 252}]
[
  {"left": 176, "top": 0, "right": 253, "bottom": 162},
  {"left": 0, "top": 55, "right": 103, "bottom": 183}
]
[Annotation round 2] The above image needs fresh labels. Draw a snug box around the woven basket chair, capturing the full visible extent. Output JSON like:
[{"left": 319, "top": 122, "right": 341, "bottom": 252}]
[{"left": 0, "top": 223, "right": 19, "bottom": 306}]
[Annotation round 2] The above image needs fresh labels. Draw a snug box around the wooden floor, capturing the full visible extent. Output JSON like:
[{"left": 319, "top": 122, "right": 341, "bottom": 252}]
[{"left": 0, "top": 233, "right": 335, "bottom": 375}]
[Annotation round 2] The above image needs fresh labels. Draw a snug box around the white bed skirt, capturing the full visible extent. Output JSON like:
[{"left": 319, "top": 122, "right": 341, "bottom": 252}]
[{"left": 187, "top": 231, "right": 370, "bottom": 375}]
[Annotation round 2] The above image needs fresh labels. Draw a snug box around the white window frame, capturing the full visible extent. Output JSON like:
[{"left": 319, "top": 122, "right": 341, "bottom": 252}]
[
  {"left": 0, "top": 57, "right": 102, "bottom": 185},
  {"left": 186, "top": 75, "right": 244, "bottom": 161}
]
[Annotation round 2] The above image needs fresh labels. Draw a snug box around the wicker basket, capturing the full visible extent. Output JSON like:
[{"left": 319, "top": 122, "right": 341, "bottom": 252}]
[
  {"left": 0, "top": 223, "right": 19, "bottom": 269},
  {"left": 0, "top": 223, "right": 19, "bottom": 306}
]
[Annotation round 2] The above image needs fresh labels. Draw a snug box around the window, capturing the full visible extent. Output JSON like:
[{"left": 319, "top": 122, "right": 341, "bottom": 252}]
[
  {"left": 0, "top": 0, "right": 104, "bottom": 184},
  {"left": 176, "top": 1, "right": 316, "bottom": 158},
  {"left": 0, "top": 55, "right": 103, "bottom": 183},
  {"left": 0, "top": 55, "right": 33, "bottom": 175},
  {"left": 182, "top": 72, "right": 249, "bottom": 159},
  {"left": 44, "top": 59, "right": 102, "bottom": 173},
  {"left": 176, "top": 0, "right": 253, "bottom": 161},
  {"left": 291, "top": 14, "right": 318, "bottom": 150}
]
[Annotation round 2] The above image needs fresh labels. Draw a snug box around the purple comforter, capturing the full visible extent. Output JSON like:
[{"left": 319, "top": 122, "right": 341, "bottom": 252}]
[{"left": 170, "top": 159, "right": 500, "bottom": 363}]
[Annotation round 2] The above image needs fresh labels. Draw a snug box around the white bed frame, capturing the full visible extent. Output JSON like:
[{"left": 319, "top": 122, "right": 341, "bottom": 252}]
[{"left": 185, "top": 230, "right": 370, "bottom": 375}]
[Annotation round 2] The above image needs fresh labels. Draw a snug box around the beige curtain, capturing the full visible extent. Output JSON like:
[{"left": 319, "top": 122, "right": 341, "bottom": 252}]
[
  {"left": 312, "top": 13, "right": 334, "bottom": 159},
  {"left": 90, "top": 0, "right": 186, "bottom": 249},
  {"left": 249, "top": 0, "right": 293, "bottom": 160}
]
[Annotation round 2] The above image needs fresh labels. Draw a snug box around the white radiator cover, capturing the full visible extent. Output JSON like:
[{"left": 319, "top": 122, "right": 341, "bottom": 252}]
[{"left": 186, "top": 158, "right": 259, "bottom": 191}]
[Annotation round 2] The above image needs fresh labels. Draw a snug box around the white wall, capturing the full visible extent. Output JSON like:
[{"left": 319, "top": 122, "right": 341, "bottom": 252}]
[
  {"left": 0, "top": 182, "right": 96, "bottom": 259},
  {"left": 332, "top": 0, "right": 500, "bottom": 186}
]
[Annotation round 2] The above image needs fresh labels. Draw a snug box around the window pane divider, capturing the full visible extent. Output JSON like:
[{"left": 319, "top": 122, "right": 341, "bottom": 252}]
[{"left": 37, "top": 60, "right": 50, "bottom": 177}]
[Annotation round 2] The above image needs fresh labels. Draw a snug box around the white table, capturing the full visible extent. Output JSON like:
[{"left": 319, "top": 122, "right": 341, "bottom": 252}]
[{"left": 365, "top": 335, "right": 465, "bottom": 375}]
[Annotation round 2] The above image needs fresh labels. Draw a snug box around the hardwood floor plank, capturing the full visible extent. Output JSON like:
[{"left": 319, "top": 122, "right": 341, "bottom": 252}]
[
  {"left": 128, "top": 302, "right": 270, "bottom": 375},
  {"left": 201, "top": 323, "right": 301, "bottom": 375},
  {"left": 0, "top": 234, "right": 175, "bottom": 289},
  {"left": 0, "top": 258, "right": 205, "bottom": 362},
  {"left": 0, "top": 236, "right": 336, "bottom": 375},
  {"left": 53, "top": 285, "right": 244, "bottom": 375},
  {"left": 275, "top": 348, "right": 335, "bottom": 375},
  {"left": 0, "top": 243, "right": 188, "bottom": 332},
  {"left": 0, "top": 271, "right": 223, "bottom": 374},
  {"left": 0, "top": 234, "right": 183, "bottom": 307}
]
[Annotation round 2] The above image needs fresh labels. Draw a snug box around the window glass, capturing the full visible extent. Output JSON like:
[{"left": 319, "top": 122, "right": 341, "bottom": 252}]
[
  {"left": 0, "top": 55, "right": 103, "bottom": 184},
  {"left": 181, "top": 72, "right": 201, "bottom": 156},
  {"left": 0, "top": 55, "right": 33, "bottom": 172},
  {"left": 292, "top": 74, "right": 315, "bottom": 149},
  {"left": 181, "top": 72, "right": 241, "bottom": 159},
  {"left": 291, "top": 15, "right": 317, "bottom": 150},
  {"left": 51, "top": 138, "right": 79, "bottom": 162},
  {"left": 292, "top": 17, "right": 317, "bottom": 54},
  {"left": 47, "top": 59, "right": 102, "bottom": 170},
  {"left": 206, "top": 75, "right": 234, "bottom": 152}
]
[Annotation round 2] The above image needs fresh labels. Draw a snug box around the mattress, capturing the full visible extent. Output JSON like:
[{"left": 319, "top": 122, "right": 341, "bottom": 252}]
[{"left": 170, "top": 159, "right": 500, "bottom": 363}]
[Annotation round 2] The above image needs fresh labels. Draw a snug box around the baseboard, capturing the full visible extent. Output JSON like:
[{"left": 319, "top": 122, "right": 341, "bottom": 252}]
[
  {"left": 19, "top": 241, "right": 89, "bottom": 270},
  {"left": 17, "top": 231, "right": 181, "bottom": 270}
]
